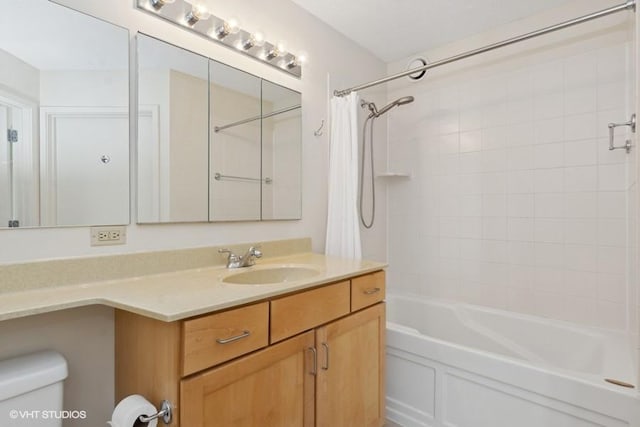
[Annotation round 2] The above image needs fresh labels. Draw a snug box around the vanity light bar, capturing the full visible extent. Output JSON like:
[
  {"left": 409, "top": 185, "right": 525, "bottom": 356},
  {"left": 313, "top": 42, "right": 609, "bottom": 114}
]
[{"left": 136, "top": 0, "right": 303, "bottom": 78}]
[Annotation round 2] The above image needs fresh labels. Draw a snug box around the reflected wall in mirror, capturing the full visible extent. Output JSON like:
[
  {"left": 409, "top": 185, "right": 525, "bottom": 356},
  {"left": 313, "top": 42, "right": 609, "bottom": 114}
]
[
  {"left": 260, "top": 81, "right": 301, "bottom": 220},
  {"left": 137, "top": 34, "right": 209, "bottom": 223},
  {"left": 209, "top": 60, "right": 261, "bottom": 221},
  {"left": 0, "top": 0, "right": 129, "bottom": 228}
]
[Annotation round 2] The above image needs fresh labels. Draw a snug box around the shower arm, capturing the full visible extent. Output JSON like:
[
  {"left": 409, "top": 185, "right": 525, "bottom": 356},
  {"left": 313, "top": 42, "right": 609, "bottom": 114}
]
[{"left": 334, "top": 0, "right": 636, "bottom": 97}]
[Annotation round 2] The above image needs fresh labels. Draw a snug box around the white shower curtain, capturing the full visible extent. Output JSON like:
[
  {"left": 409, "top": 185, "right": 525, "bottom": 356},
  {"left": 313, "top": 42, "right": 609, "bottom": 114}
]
[{"left": 325, "top": 92, "right": 362, "bottom": 259}]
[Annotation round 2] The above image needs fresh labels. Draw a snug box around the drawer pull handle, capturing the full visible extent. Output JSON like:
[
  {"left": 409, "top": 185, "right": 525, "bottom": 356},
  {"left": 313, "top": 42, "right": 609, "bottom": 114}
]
[
  {"left": 307, "top": 347, "right": 317, "bottom": 375},
  {"left": 363, "top": 287, "right": 381, "bottom": 295},
  {"left": 216, "top": 330, "right": 250, "bottom": 344},
  {"left": 321, "top": 342, "right": 330, "bottom": 370}
]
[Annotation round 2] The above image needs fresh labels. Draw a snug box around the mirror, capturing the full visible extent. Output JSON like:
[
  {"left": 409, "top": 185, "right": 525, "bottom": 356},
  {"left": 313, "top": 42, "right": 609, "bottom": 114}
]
[
  {"left": 209, "top": 60, "right": 262, "bottom": 221},
  {"left": 137, "top": 34, "right": 209, "bottom": 223},
  {"left": 0, "top": 0, "right": 130, "bottom": 228},
  {"left": 137, "top": 34, "right": 302, "bottom": 223},
  {"left": 260, "top": 81, "right": 301, "bottom": 220}
]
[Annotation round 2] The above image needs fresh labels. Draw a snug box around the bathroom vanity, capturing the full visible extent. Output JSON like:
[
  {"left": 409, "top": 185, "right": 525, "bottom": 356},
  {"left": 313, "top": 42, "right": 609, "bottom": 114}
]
[{"left": 115, "top": 270, "right": 386, "bottom": 427}]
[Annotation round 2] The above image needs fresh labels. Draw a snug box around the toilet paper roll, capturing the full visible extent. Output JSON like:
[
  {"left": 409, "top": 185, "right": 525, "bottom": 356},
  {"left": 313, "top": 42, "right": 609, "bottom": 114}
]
[{"left": 109, "top": 394, "right": 158, "bottom": 427}]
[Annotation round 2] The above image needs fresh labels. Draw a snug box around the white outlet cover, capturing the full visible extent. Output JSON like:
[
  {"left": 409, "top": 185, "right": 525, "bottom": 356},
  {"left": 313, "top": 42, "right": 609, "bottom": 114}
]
[{"left": 90, "top": 226, "right": 127, "bottom": 246}]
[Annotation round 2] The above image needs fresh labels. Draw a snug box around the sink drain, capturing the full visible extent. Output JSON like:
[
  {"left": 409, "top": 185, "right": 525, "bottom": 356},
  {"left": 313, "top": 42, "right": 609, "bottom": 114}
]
[{"left": 605, "top": 378, "right": 635, "bottom": 388}]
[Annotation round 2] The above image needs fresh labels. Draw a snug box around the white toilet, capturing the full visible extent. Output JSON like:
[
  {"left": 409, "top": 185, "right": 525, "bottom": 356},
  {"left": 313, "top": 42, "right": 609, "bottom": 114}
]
[{"left": 0, "top": 351, "right": 68, "bottom": 427}]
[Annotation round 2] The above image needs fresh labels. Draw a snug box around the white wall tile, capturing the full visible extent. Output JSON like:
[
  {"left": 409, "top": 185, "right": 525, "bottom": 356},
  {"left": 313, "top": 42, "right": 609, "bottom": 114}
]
[
  {"left": 482, "top": 172, "right": 507, "bottom": 194},
  {"left": 564, "top": 192, "right": 597, "bottom": 218},
  {"left": 596, "top": 301, "right": 626, "bottom": 329},
  {"left": 459, "top": 130, "right": 481, "bottom": 152},
  {"left": 564, "top": 244, "right": 597, "bottom": 272},
  {"left": 564, "top": 139, "right": 597, "bottom": 167},
  {"left": 565, "top": 166, "right": 597, "bottom": 192},
  {"left": 564, "top": 51, "right": 597, "bottom": 90},
  {"left": 597, "top": 82, "right": 627, "bottom": 111},
  {"left": 534, "top": 143, "right": 564, "bottom": 169},
  {"left": 483, "top": 217, "right": 507, "bottom": 240},
  {"left": 507, "top": 170, "right": 534, "bottom": 194},
  {"left": 534, "top": 242, "right": 564, "bottom": 267},
  {"left": 564, "top": 87, "right": 596, "bottom": 115},
  {"left": 481, "top": 149, "right": 507, "bottom": 172},
  {"left": 508, "top": 194, "right": 534, "bottom": 217},
  {"left": 508, "top": 241, "right": 535, "bottom": 265},
  {"left": 534, "top": 168, "right": 564, "bottom": 193},
  {"left": 534, "top": 219, "right": 564, "bottom": 243},
  {"left": 598, "top": 219, "right": 627, "bottom": 247},
  {"left": 508, "top": 218, "right": 534, "bottom": 242},
  {"left": 564, "top": 219, "right": 597, "bottom": 245},
  {"left": 439, "top": 133, "right": 459, "bottom": 154},
  {"left": 534, "top": 93, "right": 564, "bottom": 120},
  {"left": 507, "top": 146, "right": 534, "bottom": 170},
  {"left": 597, "top": 273, "right": 626, "bottom": 304},
  {"left": 597, "top": 192, "right": 626, "bottom": 218},
  {"left": 598, "top": 164, "right": 627, "bottom": 191},
  {"left": 565, "top": 113, "right": 597, "bottom": 141},
  {"left": 460, "top": 194, "right": 482, "bottom": 217},
  {"left": 482, "top": 194, "right": 507, "bottom": 217},
  {"left": 482, "top": 127, "right": 507, "bottom": 150},
  {"left": 535, "top": 118, "right": 564, "bottom": 144},
  {"left": 459, "top": 108, "right": 483, "bottom": 131},
  {"left": 533, "top": 60, "right": 564, "bottom": 95},
  {"left": 535, "top": 193, "right": 564, "bottom": 218},
  {"left": 564, "top": 270, "right": 597, "bottom": 297}
]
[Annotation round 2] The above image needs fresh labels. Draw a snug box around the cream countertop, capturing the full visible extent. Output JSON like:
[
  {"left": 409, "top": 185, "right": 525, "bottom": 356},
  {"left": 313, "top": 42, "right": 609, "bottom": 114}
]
[{"left": 0, "top": 252, "right": 386, "bottom": 322}]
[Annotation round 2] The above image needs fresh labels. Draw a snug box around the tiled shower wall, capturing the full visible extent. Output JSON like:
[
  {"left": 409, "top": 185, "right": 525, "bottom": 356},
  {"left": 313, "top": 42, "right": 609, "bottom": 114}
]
[{"left": 386, "top": 18, "right": 636, "bottom": 330}]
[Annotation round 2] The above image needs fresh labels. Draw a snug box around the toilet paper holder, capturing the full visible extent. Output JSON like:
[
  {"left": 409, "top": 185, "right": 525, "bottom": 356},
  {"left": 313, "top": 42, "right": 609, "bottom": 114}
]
[{"left": 139, "top": 400, "right": 172, "bottom": 424}]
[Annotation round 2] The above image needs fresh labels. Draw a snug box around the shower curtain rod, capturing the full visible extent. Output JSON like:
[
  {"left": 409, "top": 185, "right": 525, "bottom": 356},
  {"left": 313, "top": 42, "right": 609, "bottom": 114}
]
[{"left": 334, "top": 0, "right": 636, "bottom": 97}]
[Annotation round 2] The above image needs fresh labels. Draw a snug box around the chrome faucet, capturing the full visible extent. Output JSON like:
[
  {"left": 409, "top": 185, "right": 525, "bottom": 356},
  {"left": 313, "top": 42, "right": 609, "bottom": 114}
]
[{"left": 218, "top": 245, "right": 263, "bottom": 268}]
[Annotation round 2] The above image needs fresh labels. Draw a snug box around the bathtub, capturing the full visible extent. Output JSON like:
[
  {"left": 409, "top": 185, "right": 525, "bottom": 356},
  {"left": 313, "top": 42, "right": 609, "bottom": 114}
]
[{"left": 385, "top": 294, "right": 640, "bottom": 427}]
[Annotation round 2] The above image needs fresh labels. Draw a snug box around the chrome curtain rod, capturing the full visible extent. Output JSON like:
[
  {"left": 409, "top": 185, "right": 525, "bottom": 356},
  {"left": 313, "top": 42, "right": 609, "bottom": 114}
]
[
  {"left": 214, "top": 104, "right": 301, "bottom": 132},
  {"left": 334, "top": 0, "right": 636, "bottom": 97}
]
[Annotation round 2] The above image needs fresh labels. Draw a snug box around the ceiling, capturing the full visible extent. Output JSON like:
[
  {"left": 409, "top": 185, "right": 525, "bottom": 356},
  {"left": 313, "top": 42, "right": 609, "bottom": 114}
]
[{"left": 292, "top": 0, "right": 574, "bottom": 63}]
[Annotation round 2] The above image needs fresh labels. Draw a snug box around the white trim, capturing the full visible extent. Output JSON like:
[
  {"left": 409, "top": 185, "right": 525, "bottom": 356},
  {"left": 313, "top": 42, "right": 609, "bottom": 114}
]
[{"left": 137, "top": 104, "right": 161, "bottom": 222}]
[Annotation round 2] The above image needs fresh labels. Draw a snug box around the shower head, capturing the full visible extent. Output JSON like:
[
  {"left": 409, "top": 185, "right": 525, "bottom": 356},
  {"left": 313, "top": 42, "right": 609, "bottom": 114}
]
[{"left": 366, "top": 95, "right": 414, "bottom": 118}]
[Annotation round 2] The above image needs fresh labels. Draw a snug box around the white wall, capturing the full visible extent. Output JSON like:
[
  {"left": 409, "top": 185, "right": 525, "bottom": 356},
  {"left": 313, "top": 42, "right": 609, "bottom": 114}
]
[
  {"left": 0, "top": 0, "right": 386, "bottom": 263},
  {"left": 0, "top": 1, "right": 386, "bottom": 425},
  {"left": 385, "top": 0, "right": 637, "bottom": 330}
]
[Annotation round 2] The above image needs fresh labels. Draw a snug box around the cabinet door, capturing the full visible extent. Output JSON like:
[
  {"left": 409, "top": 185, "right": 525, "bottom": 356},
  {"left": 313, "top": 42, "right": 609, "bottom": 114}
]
[
  {"left": 181, "top": 330, "right": 315, "bottom": 427},
  {"left": 316, "top": 303, "right": 386, "bottom": 427}
]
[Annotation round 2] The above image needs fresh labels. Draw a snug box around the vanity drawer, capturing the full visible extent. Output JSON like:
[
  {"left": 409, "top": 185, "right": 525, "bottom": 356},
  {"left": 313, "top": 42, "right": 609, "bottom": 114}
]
[
  {"left": 182, "top": 302, "right": 269, "bottom": 376},
  {"left": 270, "top": 281, "right": 350, "bottom": 343},
  {"left": 351, "top": 271, "right": 385, "bottom": 311}
]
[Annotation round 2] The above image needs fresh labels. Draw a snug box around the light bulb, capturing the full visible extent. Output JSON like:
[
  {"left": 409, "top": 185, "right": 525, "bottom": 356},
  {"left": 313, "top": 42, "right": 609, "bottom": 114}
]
[
  {"left": 150, "top": 0, "right": 174, "bottom": 10},
  {"left": 297, "top": 51, "right": 308, "bottom": 65},
  {"left": 185, "top": 3, "right": 211, "bottom": 26},
  {"left": 265, "top": 41, "right": 285, "bottom": 60},
  {"left": 241, "top": 31, "right": 265, "bottom": 50},
  {"left": 215, "top": 18, "right": 241, "bottom": 39}
]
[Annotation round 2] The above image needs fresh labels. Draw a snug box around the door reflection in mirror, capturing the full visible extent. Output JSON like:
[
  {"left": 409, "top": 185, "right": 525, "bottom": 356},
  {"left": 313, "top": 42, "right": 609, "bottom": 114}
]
[{"left": 0, "top": 0, "right": 130, "bottom": 228}]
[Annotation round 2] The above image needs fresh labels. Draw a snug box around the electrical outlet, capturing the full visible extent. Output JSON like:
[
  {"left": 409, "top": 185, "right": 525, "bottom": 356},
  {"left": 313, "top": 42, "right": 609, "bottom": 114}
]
[{"left": 91, "top": 226, "right": 127, "bottom": 246}]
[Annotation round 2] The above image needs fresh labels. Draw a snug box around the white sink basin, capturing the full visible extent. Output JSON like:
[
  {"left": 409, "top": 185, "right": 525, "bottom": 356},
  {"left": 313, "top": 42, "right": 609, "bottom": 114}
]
[{"left": 221, "top": 265, "right": 321, "bottom": 285}]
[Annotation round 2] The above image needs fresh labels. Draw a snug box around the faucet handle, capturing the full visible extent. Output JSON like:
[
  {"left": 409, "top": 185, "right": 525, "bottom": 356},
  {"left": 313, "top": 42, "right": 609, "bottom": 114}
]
[
  {"left": 218, "top": 248, "right": 239, "bottom": 260},
  {"left": 250, "top": 246, "right": 263, "bottom": 258}
]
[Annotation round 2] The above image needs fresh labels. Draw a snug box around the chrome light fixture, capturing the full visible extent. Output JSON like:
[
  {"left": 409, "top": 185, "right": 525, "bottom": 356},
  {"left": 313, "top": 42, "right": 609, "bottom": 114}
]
[
  {"left": 137, "top": 0, "right": 305, "bottom": 78},
  {"left": 214, "top": 18, "right": 240, "bottom": 39},
  {"left": 240, "top": 32, "right": 265, "bottom": 50},
  {"left": 185, "top": 3, "right": 211, "bottom": 26},
  {"left": 150, "top": 0, "right": 175, "bottom": 10}
]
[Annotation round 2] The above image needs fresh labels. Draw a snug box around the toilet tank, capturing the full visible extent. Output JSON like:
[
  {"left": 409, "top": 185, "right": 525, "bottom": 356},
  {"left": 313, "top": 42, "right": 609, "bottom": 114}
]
[{"left": 0, "top": 351, "right": 68, "bottom": 427}]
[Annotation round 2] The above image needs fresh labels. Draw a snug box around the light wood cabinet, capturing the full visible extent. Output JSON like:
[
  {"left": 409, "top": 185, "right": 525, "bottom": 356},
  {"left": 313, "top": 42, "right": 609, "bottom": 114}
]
[
  {"left": 316, "top": 304, "right": 385, "bottom": 427},
  {"left": 181, "top": 331, "right": 315, "bottom": 427},
  {"left": 115, "top": 270, "right": 385, "bottom": 427}
]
